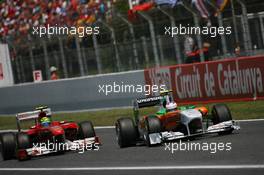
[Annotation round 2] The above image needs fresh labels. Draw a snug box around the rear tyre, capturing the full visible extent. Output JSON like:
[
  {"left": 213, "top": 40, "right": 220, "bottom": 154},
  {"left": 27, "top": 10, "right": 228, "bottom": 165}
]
[
  {"left": 144, "top": 116, "right": 162, "bottom": 147},
  {"left": 0, "top": 133, "right": 16, "bottom": 160},
  {"left": 115, "top": 118, "right": 137, "bottom": 148},
  {"left": 78, "top": 121, "right": 96, "bottom": 139},
  {"left": 211, "top": 104, "right": 233, "bottom": 135},
  {"left": 17, "top": 133, "right": 31, "bottom": 161}
]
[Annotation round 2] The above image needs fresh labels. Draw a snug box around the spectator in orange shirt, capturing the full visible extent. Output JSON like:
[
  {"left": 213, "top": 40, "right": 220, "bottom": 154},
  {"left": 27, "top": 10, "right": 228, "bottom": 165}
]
[{"left": 50, "top": 66, "right": 59, "bottom": 80}]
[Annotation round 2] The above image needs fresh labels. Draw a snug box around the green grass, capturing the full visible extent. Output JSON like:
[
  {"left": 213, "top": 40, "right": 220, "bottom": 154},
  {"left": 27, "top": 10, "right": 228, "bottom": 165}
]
[{"left": 0, "top": 100, "right": 263, "bottom": 130}]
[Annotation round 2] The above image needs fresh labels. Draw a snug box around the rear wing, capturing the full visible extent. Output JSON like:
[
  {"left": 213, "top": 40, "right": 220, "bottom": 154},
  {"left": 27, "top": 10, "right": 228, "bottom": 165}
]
[
  {"left": 16, "top": 108, "right": 51, "bottom": 131},
  {"left": 133, "top": 90, "right": 173, "bottom": 109},
  {"left": 133, "top": 96, "right": 163, "bottom": 109},
  {"left": 132, "top": 96, "right": 162, "bottom": 124},
  {"left": 16, "top": 108, "right": 51, "bottom": 121}
]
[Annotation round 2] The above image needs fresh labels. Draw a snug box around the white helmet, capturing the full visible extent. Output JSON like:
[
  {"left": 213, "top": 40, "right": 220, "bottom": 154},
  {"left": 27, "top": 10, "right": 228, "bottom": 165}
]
[
  {"left": 166, "top": 102, "right": 177, "bottom": 111},
  {"left": 50, "top": 66, "right": 57, "bottom": 72}
]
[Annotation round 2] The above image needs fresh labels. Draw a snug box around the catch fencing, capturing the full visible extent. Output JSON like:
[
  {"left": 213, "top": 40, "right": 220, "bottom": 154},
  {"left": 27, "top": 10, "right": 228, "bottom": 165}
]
[{"left": 4, "top": 0, "right": 264, "bottom": 83}]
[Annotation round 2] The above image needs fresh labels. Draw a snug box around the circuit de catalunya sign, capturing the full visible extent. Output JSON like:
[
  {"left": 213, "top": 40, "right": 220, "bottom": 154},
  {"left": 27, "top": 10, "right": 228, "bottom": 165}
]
[{"left": 144, "top": 56, "right": 264, "bottom": 104}]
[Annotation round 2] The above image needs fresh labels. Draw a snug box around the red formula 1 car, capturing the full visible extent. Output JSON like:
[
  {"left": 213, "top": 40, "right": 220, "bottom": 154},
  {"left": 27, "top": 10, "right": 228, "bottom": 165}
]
[{"left": 0, "top": 106, "right": 99, "bottom": 161}]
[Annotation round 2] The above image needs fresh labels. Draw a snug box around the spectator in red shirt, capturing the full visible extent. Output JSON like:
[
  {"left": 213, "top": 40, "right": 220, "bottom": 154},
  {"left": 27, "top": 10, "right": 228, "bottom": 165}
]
[{"left": 50, "top": 66, "right": 59, "bottom": 80}]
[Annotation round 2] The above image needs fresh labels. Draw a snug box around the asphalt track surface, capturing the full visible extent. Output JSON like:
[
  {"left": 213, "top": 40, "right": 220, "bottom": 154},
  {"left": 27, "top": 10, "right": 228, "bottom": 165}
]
[{"left": 0, "top": 120, "right": 263, "bottom": 175}]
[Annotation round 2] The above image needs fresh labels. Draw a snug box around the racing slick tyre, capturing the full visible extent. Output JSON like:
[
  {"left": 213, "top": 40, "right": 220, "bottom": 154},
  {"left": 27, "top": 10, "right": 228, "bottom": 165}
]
[
  {"left": 0, "top": 132, "right": 16, "bottom": 160},
  {"left": 17, "top": 133, "right": 31, "bottom": 161},
  {"left": 211, "top": 104, "right": 233, "bottom": 135},
  {"left": 144, "top": 116, "right": 162, "bottom": 147},
  {"left": 78, "top": 121, "right": 96, "bottom": 139},
  {"left": 115, "top": 118, "right": 137, "bottom": 148}
]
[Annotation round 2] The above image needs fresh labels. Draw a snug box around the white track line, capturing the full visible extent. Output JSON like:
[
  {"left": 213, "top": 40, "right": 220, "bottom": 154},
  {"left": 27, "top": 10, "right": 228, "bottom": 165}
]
[
  {"left": 0, "top": 165, "right": 264, "bottom": 171},
  {"left": 0, "top": 126, "right": 115, "bottom": 133},
  {"left": 95, "top": 126, "right": 115, "bottom": 129},
  {"left": 0, "top": 106, "right": 132, "bottom": 116},
  {"left": 236, "top": 119, "right": 264, "bottom": 122}
]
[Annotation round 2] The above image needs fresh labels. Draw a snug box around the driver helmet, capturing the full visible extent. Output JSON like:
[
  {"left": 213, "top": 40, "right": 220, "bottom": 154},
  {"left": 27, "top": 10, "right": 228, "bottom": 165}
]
[
  {"left": 165, "top": 96, "right": 177, "bottom": 112},
  {"left": 166, "top": 102, "right": 177, "bottom": 112},
  {"left": 50, "top": 66, "right": 57, "bottom": 72},
  {"left": 39, "top": 112, "right": 51, "bottom": 127}
]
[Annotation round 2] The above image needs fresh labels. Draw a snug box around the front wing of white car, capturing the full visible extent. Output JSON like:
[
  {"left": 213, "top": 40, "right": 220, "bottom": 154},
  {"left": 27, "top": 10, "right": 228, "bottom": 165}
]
[{"left": 148, "top": 120, "right": 240, "bottom": 145}]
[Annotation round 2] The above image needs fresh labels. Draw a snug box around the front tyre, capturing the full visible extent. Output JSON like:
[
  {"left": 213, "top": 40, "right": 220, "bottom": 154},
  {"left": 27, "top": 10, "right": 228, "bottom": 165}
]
[
  {"left": 115, "top": 118, "right": 137, "bottom": 148},
  {"left": 144, "top": 116, "right": 162, "bottom": 147},
  {"left": 211, "top": 104, "right": 233, "bottom": 135},
  {"left": 78, "top": 121, "right": 96, "bottom": 139}
]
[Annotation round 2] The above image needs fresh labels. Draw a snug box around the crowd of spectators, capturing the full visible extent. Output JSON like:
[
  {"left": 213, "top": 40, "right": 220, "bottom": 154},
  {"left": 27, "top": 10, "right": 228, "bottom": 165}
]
[{"left": 0, "top": 0, "right": 115, "bottom": 41}]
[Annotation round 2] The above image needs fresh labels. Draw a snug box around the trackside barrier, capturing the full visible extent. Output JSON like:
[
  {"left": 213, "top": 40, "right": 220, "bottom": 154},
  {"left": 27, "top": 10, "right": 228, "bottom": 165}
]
[
  {"left": 144, "top": 55, "right": 264, "bottom": 104},
  {"left": 0, "top": 56, "right": 263, "bottom": 115},
  {"left": 0, "top": 70, "right": 145, "bottom": 115}
]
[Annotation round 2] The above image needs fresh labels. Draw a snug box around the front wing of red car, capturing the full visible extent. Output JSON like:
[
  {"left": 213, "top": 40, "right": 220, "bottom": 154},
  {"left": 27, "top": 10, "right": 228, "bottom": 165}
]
[{"left": 17, "top": 136, "right": 100, "bottom": 160}]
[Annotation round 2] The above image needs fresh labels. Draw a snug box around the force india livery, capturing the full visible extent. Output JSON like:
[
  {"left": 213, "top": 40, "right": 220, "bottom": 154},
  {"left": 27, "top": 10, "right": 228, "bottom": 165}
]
[
  {"left": 115, "top": 91, "right": 240, "bottom": 147},
  {"left": 0, "top": 106, "right": 99, "bottom": 161}
]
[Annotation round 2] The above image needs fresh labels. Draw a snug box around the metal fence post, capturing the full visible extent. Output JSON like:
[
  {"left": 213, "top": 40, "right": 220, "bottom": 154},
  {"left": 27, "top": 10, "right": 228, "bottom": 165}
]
[
  {"left": 180, "top": 2, "right": 205, "bottom": 62},
  {"left": 99, "top": 20, "right": 121, "bottom": 72},
  {"left": 53, "top": 52, "right": 60, "bottom": 71},
  {"left": 138, "top": 11, "right": 160, "bottom": 67},
  {"left": 15, "top": 57, "right": 21, "bottom": 83},
  {"left": 194, "top": 17, "right": 205, "bottom": 61},
  {"left": 29, "top": 44, "right": 35, "bottom": 71},
  {"left": 42, "top": 40, "right": 50, "bottom": 80},
  {"left": 237, "top": 0, "right": 252, "bottom": 54},
  {"left": 141, "top": 36, "right": 150, "bottom": 68},
  {"left": 157, "top": 35, "right": 165, "bottom": 63},
  {"left": 117, "top": 13, "right": 139, "bottom": 69},
  {"left": 18, "top": 56, "right": 25, "bottom": 82},
  {"left": 92, "top": 34, "right": 102, "bottom": 74},
  {"left": 207, "top": 1, "right": 228, "bottom": 55},
  {"left": 248, "top": 14, "right": 262, "bottom": 50},
  {"left": 27, "top": 35, "right": 36, "bottom": 72},
  {"left": 75, "top": 36, "right": 85, "bottom": 76},
  {"left": 82, "top": 48, "right": 88, "bottom": 75},
  {"left": 231, "top": 0, "right": 239, "bottom": 45},
  {"left": 217, "top": 14, "right": 228, "bottom": 55},
  {"left": 58, "top": 37, "right": 68, "bottom": 78},
  {"left": 157, "top": 7, "right": 182, "bottom": 64},
  {"left": 258, "top": 14, "right": 264, "bottom": 48},
  {"left": 240, "top": 16, "right": 249, "bottom": 52}
]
